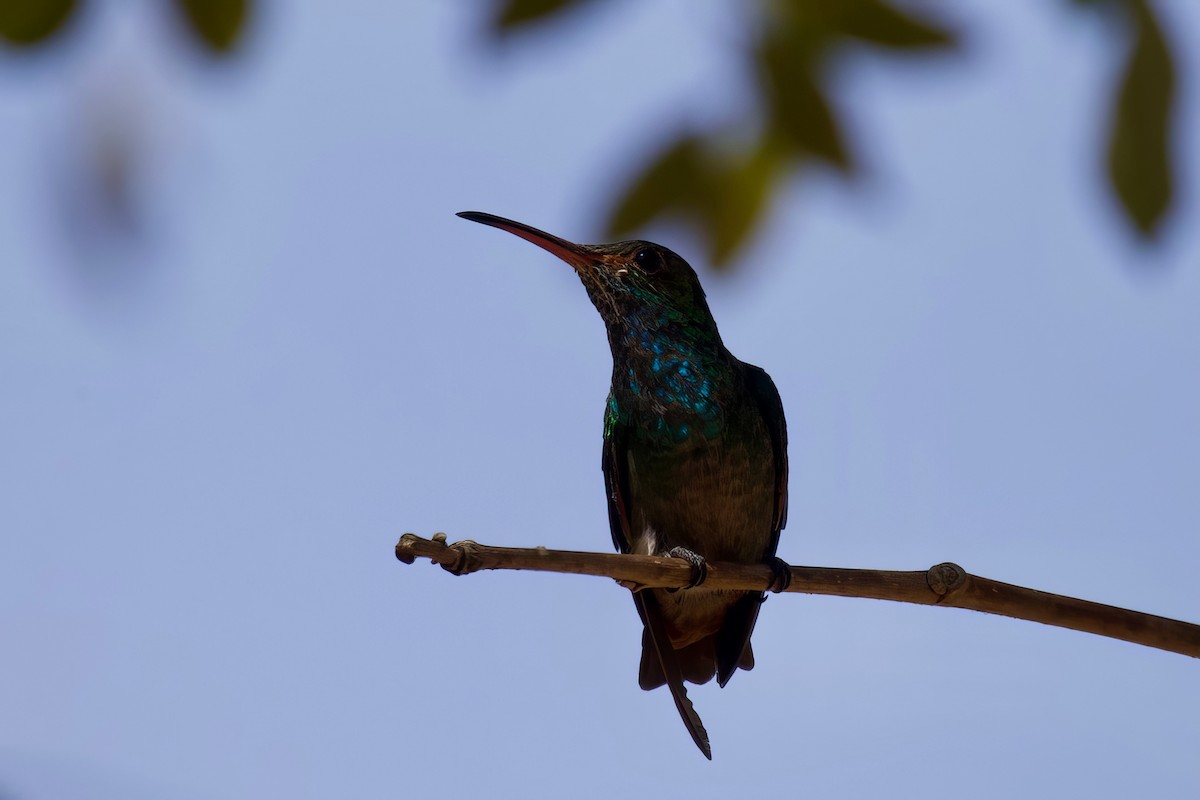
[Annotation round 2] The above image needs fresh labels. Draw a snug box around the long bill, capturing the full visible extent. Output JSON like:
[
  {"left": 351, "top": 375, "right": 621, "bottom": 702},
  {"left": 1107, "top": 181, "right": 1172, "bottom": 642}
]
[{"left": 456, "top": 211, "right": 592, "bottom": 269}]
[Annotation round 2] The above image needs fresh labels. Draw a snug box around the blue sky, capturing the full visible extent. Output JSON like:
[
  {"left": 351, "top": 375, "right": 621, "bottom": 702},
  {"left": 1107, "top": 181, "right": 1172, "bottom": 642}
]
[{"left": 2, "top": 2, "right": 1198, "bottom": 797}]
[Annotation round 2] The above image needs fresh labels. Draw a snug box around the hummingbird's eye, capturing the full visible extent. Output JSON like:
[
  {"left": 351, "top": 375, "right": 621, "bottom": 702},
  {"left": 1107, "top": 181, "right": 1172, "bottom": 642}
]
[{"left": 634, "top": 248, "right": 661, "bottom": 273}]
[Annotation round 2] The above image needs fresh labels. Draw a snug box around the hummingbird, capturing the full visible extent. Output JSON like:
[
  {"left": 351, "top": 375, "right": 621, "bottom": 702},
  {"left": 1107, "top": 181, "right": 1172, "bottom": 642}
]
[{"left": 458, "top": 211, "right": 790, "bottom": 759}]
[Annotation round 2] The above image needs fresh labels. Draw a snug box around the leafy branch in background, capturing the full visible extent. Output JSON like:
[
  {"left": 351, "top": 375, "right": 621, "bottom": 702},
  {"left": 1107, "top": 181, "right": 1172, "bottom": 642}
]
[
  {"left": 0, "top": 0, "right": 78, "bottom": 46},
  {"left": 2, "top": 0, "right": 1178, "bottom": 263},
  {"left": 0, "top": 0, "right": 251, "bottom": 55},
  {"left": 1092, "top": 0, "right": 1176, "bottom": 236},
  {"left": 0, "top": 0, "right": 252, "bottom": 265},
  {"left": 490, "top": 0, "right": 1179, "bottom": 266}
]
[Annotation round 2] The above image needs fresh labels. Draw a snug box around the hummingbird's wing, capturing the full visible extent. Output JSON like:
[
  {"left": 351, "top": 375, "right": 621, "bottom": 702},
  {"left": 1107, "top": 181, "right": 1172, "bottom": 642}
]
[
  {"left": 714, "top": 362, "right": 790, "bottom": 688},
  {"left": 743, "top": 363, "right": 789, "bottom": 553},
  {"left": 602, "top": 408, "right": 712, "bottom": 760},
  {"left": 601, "top": 403, "right": 633, "bottom": 555}
]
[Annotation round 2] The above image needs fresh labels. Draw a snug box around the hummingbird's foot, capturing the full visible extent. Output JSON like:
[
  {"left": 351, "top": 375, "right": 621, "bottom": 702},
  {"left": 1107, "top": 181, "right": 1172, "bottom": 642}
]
[
  {"left": 666, "top": 546, "right": 708, "bottom": 589},
  {"left": 765, "top": 556, "right": 792, "bottom": 593}
]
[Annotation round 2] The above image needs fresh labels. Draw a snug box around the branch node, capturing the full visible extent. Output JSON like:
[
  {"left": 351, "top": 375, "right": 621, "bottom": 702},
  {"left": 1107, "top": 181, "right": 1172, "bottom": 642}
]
[
  {"left": 395, "top": 532, "right": 473, "bottom": 574},
  {"left": 927, "top": 562, "right": 967, "bottom": 598},
  {"left": 395, "top": 533, "right": 420, "bottom": 564},
  {"left": 444, "top": 539, "right": 480, "bottom": 575}
]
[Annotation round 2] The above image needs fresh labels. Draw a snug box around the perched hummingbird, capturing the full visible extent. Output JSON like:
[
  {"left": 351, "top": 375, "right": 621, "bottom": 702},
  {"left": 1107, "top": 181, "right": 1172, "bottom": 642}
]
[{"left": 458, "top": 211, "right": 790, "bottom": 759}]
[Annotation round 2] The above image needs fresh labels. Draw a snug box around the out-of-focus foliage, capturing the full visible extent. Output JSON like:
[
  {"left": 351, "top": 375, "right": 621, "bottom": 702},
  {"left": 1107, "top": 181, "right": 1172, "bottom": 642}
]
[
  {"left": 175, "top": 0, "right": 250, "bottom": 54},
  {"left": 607, "top": 135, "right": 785, "bottom": 266},
  {"left": 3, "top": 0, "right": 252, "bottom": 272},
  {"left": 4, "top": 0, "right": 1180, "bottom": 268},
  {"left": 0, "top": 0, "right": 77, "bottom": 46},
  {"left": 0, "top": 0, "right": 250, "bottom": 54},
  {"left": 1103, "top": 0, "right": 1175, "bottom": 235},
  {"left": 492, "top": 0, "right": 598, "bottom": 29},
  {"left": 492, "top": 0, "right": 956, "bottom": 266},
  {"left": 490, "top": 0, "right": 1179, "bottom": 266}
]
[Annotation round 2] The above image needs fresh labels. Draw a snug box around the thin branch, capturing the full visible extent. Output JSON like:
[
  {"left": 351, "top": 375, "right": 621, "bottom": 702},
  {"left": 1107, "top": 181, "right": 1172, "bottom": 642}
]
[{"left": 396, "top": 533, "right": 1200, "bottom": 659}]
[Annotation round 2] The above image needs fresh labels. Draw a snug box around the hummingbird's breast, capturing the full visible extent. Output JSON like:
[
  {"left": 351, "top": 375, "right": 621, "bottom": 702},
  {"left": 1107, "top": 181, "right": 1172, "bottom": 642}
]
[
  {"left": 610, "top": 324, "right": 775, "bottom": 564},
  {"left": 625, "top": 395, "right": 776, "bottom": 564},
  {"left": 624, "top": 385, "right": 776, "bottom": 649},
  {"left": 615, "top": 327, "right": 728, "bottom": 442}
]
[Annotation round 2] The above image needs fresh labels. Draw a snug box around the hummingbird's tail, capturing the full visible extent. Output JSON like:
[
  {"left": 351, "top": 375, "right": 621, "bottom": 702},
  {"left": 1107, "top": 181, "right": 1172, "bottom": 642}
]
[
  {"left": 638, "top": 634, "right": 717, "bottom": 689},
  {"left": 634, "top": 590, "right": 712, "bottom": 759},
  {"left": 637, "top": 592, "right": 761, "bottom": 690}
]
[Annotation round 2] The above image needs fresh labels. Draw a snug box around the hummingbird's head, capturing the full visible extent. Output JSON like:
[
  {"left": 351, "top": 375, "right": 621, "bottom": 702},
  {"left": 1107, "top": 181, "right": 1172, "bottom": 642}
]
[{"left": 457, "top": 211, "right": 717, "bottom": 340}]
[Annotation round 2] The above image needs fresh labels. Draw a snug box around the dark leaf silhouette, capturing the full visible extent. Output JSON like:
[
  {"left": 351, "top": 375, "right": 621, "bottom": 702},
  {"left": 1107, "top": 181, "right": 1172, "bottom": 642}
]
[
  {"left": 491, "top": 0, "right": 594, "bottom": 31},
  {"left": 175, "top": 0, "right": 250, "bottom": 54},
  {"left": 838, "top": 0, "right": 958, "bottom": 50},
  {"left": 702, "top": 142, "right": 782, "bottom": 268},
  {"left": 606, "top": 135, "right": 706, "bottom": 238},
  {"left": 606, "top": 135, "right": 783, "bottom": 267},
  {"left": 603, "top": 1, "right": 958, "bottom": 268},
  {"left": 758, "top": 38, "right": 852, "bottom": 171},
  {"left": 0, "top": 0, "right": 76, "bottom": 47},
  {"left": 1107, "top": 0, "right": 1174, "bottom": 236}
]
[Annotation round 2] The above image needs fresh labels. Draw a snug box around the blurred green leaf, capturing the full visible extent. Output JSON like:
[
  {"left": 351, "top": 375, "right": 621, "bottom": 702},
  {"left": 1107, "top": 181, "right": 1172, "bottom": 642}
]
[
  {"left": 606, "top": 134, "right": 783, "bottom": 267},
  {"left": 839, "top": 0, "right": 957, "bottom": 50},
  {"left": 703, "top": 142, "right": 783, "bottom": 268},
  {"left": 771, "top": 0, "right": 956, "bottom": 52},
  {"left": 0, "top": 0, "right": 77, "bottom": 47},
  {"left": 758, "top": 35, "right": 852, "bottom": 170},
  {"left": 176, "top": 0, "right": 249, "bottom": 54},
  {"left": 491, "top": 0, "right": 594, "bottom": 32},
  {"left": 1107, "top": 0, "right": 1174, "bottom": 236},
  {"left": 606, "top": 135, "right": 706, "bottom": 238},
  {"left": 522, "top": 0, "right": 1179, "bottom": 270}
]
